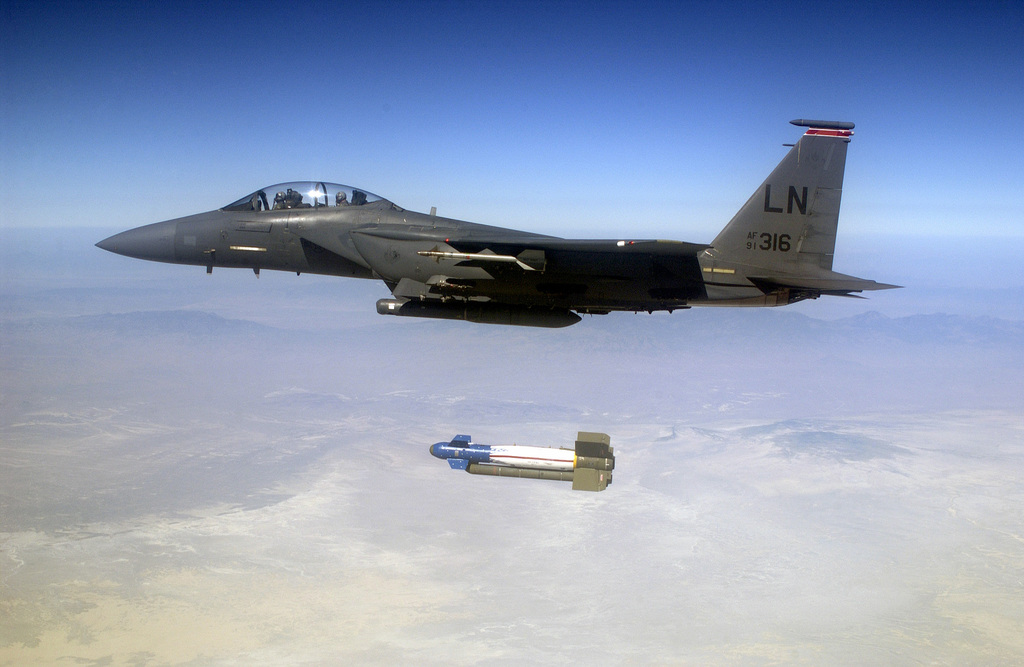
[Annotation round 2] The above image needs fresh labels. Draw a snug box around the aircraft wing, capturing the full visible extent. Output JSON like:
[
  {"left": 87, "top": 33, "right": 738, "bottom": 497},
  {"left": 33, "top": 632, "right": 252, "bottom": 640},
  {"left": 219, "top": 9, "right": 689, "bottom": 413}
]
[
  {"left": 352, "top": 227, "right": 706, "bottom": 277},
  {"left": 438, "top": 236, "right": 711, "bottom": 273},
  {"left": 365, "top": 232, "right": 711, "bottom": 320}
]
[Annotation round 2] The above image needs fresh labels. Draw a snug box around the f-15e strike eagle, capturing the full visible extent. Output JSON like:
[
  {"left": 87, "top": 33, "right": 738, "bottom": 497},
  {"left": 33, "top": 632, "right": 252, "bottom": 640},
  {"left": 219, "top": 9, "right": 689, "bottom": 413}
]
[{"left": 97, "top": 119, "right": 897, "bottom": 327}]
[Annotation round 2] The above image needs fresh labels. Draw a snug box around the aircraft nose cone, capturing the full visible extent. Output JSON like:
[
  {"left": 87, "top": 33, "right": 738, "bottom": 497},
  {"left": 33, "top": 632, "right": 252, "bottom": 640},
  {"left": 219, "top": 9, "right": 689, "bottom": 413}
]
[{"left": 96, "top": 220, "right": 177, "bottom": 262}]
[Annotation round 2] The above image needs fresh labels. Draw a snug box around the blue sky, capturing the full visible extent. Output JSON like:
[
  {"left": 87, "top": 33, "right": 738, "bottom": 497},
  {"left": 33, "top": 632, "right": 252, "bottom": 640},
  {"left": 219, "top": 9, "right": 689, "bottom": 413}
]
[{"left": 2, "top": 0, "right": 1022, "bottom": 245}]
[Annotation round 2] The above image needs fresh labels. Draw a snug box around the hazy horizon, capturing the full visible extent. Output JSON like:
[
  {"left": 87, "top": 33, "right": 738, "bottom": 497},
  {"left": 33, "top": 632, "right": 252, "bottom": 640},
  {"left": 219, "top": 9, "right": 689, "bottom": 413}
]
[
  {"left": 3, "top": 1, "right": 1022, "bottom": 663},
  {"left": 3, "top": 226, "right": 1023, "bottom": 663}
]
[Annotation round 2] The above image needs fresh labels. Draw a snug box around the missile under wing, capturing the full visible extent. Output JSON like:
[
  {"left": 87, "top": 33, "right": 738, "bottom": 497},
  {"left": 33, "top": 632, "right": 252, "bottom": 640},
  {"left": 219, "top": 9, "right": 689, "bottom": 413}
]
[{"left": 96, "top": 120, "right": 898, "bottom": 327}]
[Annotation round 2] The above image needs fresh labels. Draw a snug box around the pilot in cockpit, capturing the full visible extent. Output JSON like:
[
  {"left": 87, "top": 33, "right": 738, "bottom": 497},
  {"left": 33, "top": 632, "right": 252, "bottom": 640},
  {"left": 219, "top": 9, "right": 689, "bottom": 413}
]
[
  {"left": 336, "top": 191, "right": 349, "bottom": 206},
  {"left": 274, "top": 188, "right": 307, "bottom": 209}
]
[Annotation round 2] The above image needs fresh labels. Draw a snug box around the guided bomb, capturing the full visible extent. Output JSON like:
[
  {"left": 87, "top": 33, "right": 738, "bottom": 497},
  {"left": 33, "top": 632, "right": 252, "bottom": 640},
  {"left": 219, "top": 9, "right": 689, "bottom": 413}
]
[{"left": 429, "top": 432, "right": 614, "bottom": 492}]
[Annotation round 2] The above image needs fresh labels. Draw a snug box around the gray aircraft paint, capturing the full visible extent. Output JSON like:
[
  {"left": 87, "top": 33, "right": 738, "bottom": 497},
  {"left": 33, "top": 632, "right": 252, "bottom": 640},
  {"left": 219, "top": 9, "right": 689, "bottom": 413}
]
[{"left": 97, "top": 120, "right": 897, "bottom": 327}]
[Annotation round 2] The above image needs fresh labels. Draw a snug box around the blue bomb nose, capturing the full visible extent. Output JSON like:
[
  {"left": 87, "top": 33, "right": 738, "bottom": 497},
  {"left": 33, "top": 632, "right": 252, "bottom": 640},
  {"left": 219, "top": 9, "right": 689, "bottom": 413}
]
[
  {"left": 96, "top": 220, "right": 177, "bottom": 263},
  {"left": 429, "top": 443, "right": 443, "bottom": 458}
]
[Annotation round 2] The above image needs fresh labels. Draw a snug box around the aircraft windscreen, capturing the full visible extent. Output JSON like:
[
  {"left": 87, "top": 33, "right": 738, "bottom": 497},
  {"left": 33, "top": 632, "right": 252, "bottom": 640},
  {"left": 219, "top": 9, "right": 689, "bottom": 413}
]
[{"left": 222, "top": 182, "right": 395, "bottom": 212}]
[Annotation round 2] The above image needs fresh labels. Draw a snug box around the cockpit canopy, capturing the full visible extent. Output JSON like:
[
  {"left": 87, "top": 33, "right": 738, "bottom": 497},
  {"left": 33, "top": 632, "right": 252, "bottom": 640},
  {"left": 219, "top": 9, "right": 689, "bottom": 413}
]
[{"left": 221, "top": 181, "right": 398, "bottom": 212}]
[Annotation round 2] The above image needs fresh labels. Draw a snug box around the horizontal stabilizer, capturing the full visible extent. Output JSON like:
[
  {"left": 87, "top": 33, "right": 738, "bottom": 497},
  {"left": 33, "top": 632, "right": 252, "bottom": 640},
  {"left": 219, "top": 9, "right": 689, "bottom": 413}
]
[
  {"left": 749, "top": 271, "right": 901, "bottom": 296},
  {"left": 790, "top": 119, "right": 855, "bottom": 130}
]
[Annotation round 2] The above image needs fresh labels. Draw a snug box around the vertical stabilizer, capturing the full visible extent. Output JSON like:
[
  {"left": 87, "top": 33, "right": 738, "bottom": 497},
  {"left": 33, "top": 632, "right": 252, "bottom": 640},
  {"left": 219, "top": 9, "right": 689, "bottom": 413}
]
[{"left": 710, "top": 120, "right": 854, "bottom": 272}]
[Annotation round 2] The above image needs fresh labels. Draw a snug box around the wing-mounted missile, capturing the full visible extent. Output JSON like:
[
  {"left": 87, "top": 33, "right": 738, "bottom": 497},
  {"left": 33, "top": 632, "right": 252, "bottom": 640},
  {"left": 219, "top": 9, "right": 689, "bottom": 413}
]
[
  {"left": 429, "top": 432, "right": 614, "bottom": 491},
  {"left": 416, "top": 248, "right": 546, "bottom": 272}
]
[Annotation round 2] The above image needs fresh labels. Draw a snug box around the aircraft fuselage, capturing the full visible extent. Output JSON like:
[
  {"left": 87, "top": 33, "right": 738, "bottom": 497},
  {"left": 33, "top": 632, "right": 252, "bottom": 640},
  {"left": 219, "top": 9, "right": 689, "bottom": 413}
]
[{"left": 97, "top": 121, "right": 898, "bottom": 327}]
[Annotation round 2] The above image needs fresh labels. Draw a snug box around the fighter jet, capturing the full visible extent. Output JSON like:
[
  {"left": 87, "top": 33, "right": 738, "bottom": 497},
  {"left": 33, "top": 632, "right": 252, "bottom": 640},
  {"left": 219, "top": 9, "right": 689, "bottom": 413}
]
[{"left": 97, "top": 119, "right": 897, "bottom": 328}]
